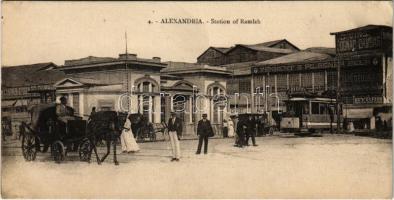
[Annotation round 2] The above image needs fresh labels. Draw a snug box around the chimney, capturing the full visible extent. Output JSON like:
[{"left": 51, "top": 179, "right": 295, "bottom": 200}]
[
  {"left": 152, "top": 57, "right": 161, "bottom": 63},
  {"left": 119, "top": 53, "right": 137, "bottom": 60}
]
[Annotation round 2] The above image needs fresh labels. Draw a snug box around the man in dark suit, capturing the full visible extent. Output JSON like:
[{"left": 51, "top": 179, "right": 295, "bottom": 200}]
[
  {"left": 245, "top": 115, "right": 258, "bottom": 146},
  {"left": 236, "top": 117, "right": 245, "bottom": 148},
  {"left": 196, "top": 114, "right": 214, "bottom": 154},
  {"left": 167, "top": 112, "right": 182, "bottom": 161}
]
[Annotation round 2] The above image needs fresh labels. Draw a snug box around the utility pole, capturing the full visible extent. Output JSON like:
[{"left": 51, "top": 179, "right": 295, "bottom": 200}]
[
  {"left": 125, "top": 31, "right": 130, "bottom": 113},
  {"left": 336, "top": 57, "right": 341, "bottom": 134}
]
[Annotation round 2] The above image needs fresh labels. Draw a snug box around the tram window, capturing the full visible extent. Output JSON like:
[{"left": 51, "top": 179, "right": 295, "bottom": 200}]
[
  {"left": 319, "top": 104, "right": 328, "bottom": 114},
  {"left": 303, "top": 103, "right": 309, "bottom": 114},
  {"left": 311, "top": 102, "right": 319, "bottom": 114}
]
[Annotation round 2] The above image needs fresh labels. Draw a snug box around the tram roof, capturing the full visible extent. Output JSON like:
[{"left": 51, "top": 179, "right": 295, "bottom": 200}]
[{"left": 286, "top": 97, "right": 336, "bottom": 102}]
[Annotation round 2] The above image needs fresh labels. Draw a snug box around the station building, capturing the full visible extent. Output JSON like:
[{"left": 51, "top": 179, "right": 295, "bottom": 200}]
[
  {"left": 196, "top": 39, "right": 300, "bottom": 113},
  {"left": 2, "top": 24, "right": 391, "bottom": 136},
  {"left": 330, "top": 25, "right": 392, "bottom": 130}
]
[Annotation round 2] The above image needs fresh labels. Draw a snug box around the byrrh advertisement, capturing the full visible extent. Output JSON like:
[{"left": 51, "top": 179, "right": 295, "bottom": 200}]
[{"left": 1, "top": 1, "right": 392, "bottom": 199}]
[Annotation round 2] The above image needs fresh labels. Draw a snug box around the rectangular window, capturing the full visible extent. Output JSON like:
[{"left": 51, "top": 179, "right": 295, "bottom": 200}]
[
  {"left": 311, "top": 102, "right": 319, "bottom": 114},
  {"left": 314, "top": 71, "right": 325, "bottom": 90},
  {"left": 72, "top": 93, "right": 79, "bottom": 115},
  {"left": 266, "top": 75, "right": 275, "bottom": 92},
  {"left": 239, "top": 77, "right": 251, "bottom": 93},
  {"left": 276, "top": 74, "right": 287, "bottom": 91},
  {"left": 289, "top": 73, "right": 300, "bottom": 89},
  {"left": 301, "top": 72, "right": 313, "bottom": 89},
  {"left": 327, "top": 71, "right": 337, "bottom": 90}
]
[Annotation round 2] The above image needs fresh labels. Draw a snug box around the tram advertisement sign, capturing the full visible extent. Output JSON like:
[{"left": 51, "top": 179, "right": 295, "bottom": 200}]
[{"left": 354, "top": 96, "right": 383, "bottom": 104}]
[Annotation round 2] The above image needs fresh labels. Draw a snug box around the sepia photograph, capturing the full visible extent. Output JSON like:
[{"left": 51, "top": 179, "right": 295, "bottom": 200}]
[{"left": 1, "top": 1, "right": 393, "bottom": 199}]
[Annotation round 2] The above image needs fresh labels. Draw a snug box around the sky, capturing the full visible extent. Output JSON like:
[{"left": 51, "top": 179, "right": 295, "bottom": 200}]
[{"left": 2, "top": 1, "right": 392, "bottom": 66}]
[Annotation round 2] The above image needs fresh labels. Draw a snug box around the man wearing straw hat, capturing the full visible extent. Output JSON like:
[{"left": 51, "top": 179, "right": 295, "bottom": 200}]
[{"left": 167, "top": 112, "right": 182, "bottom": 161}]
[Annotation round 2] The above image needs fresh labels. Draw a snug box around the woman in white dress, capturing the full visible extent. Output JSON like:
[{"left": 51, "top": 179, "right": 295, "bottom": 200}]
[
  {"left": 120, "top": 115, "right": 140, "bottom": 153},
  {"left": 227, "top": 118, "right": 235, "bottom": 137}
]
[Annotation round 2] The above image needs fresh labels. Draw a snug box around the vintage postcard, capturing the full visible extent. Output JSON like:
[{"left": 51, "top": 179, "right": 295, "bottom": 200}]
[{"left": 1, "top": 1, "right": 392, "bottom": 199}]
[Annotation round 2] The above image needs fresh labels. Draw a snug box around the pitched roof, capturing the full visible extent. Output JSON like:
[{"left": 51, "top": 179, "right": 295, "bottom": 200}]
[
  {"left": 304, "top": 47, "right": 336, "bottom": 56},
  {"left": 236, "top": 44, "right": 295, "bottom": 54},
  {"left": 196, "top": 47, "right": 231, "bottom": 59},
  {"left": 162, "top": 61, "right": 231, "bottom": 75},
  {"left": 213, "top": 47, "right": 231, "bottom": 54},
  {"left": 197, "top": 39, "right": 299, "bottom": 59},
  {"left": 256, "top": 51, "right": 333, "bottom": 66},
  {"left": 330, "top": 24, "right": 392, "bottom": 35},
  {"left": 253, "top": 39, "right": 287, "bottom": 47},
  {"left": 2, "top": 62, "right": 66, "bottom": 88}
]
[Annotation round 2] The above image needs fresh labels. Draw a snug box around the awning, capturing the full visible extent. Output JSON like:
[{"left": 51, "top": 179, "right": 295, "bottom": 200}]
[
  {"left": 14, "top": 99, "right": 29, "bottom": 107},
  {"left": 345, "top": 108, "right": 373, "bottom": 119},
  {"left": 1, "top": 100, "right": 17, "bottom": 107}
]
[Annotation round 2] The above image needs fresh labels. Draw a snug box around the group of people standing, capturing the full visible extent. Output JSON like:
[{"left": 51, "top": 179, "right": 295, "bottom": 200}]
[
  {"left": 118, "top": 111, "right": 267, "bottom": 162},
  {"left": 230, "top": 115, "right": 259, "bottom": 148},
  {"left": 119, "top": 111, "right": 215, "bottom": 162}
]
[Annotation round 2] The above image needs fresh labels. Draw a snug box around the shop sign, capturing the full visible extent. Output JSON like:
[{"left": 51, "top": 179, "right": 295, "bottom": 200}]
[
  {"left": 354, "top": 96, "right": 383, "bottom": 104},
  {"left": 336, "top": 30, "right": 383, "bottom": 53}
]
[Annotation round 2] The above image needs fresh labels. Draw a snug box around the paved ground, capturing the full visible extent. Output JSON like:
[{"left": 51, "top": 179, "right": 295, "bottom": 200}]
[{"left": 1, "top": 133, "right": 392, "bottom": 198}]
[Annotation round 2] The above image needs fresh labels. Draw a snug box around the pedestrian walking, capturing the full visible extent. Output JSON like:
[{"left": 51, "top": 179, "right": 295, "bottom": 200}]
[
  {"left": 245, "top": 115, "right": 258, "bottom": 146},
  {"left": 233, "top": 115, "right": 240, "bottom": 146},
  {"left": 227, "top": 117, "right": 235, "bottom": 137},
  {"left": 120, "top": 114, "right": 140, "bottom": 153},
  {"left": 236, "top": 117, "right": 245, "bottom": 148},
  {"left": 196, "top": 114, "right": 214, "bottom": 154},
  {"left": 167, "top": 112, "right": 182, "bottom": 161},
  {"left": 222, "top": 119, "right": 228, "bottom": 138}
]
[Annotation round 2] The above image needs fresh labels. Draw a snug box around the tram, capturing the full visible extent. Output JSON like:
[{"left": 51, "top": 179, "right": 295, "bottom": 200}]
[{"left": 280, "top": 94, "right": 339, "bottom": 134}]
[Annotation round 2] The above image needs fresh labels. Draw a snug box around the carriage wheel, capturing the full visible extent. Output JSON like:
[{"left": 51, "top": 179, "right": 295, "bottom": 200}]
[
  {"left": 150, "top": 132, "right": 156, "bottom": 141},
  {"left": 137, "top": 129, "right": 143, "bottom": 142},
  {"left": 51, "top": 140, "right": 65, "bottom": 163},
  {"left": 269, "top": 127, "right": 274, "bottom": 136},
  {"left": 21, "top": 134, "right": 37, "bottom": 161},
  {"left": 79, "top": 139, "right": 92, "bottom": 162}
]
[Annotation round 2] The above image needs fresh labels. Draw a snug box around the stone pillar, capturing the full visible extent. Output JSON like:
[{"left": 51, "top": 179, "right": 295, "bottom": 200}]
[
  {"left": 79, "top": 92, "right": 85, "bottom": 118},
  {"left": 154, "top": 95, "right": 161, "bottom": 123},
  {"left": 324, "top": 70, "right": 328, "bottom": 90},
  {"left": 170, "top": 95, "right": 174, "bottom": 112},
  {"left": 189, "top": 97, "right": 193, "bottom": 123},
  {"left": 299, "top": 73, "right": 302, "bottom": 87},
  {"left": 312, "top": 72, "right": 315, "bottom": 92},
  {"left": 251, "top": 75, "right": 255, "bottom": 113},
  {"left": 210, "top": 88, "right": 214, "bottom": 121},
  {"left": 68, "top": 93, "right": 73, "bottom": 107},
  {"left": 139, "top": 83, "right": 143, "bottom": 113},
  {"left": 286, "top": 73, "right": 289, "bottom": 90},
  {"left": 148, "top": 96, "right": 153, "bottom": 122},
  {"left": 148, "top": 83, "right": 153, "bottom": 122}
]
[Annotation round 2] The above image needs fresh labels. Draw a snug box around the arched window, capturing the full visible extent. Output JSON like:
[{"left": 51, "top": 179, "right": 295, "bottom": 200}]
[
  {"left": 134, "top": 77, "right": 159, "bottom": 123},
  {"left": 207, "top": 83, "right": 226, "bottom": 124}
]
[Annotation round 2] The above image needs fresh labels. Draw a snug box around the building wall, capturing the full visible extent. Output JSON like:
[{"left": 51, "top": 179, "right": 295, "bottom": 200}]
[{"left": 197, "top": 48, "right": 226, "bottom": 66}]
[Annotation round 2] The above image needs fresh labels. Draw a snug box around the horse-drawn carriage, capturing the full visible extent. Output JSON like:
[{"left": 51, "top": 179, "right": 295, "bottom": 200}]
[
  {"left": 128, "top": 113, "right": 164, "bottom": 142},
  {"left": 20, "top": 103, "right": 127, "bottom": 165}
]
